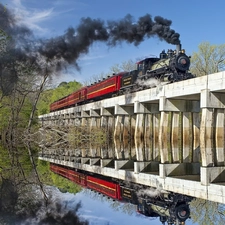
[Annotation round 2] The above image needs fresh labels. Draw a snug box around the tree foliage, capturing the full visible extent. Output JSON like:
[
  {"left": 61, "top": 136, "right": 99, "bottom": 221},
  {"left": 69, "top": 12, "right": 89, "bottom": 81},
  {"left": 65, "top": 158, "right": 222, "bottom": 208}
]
[
  {"left": 37, "top": 81, "right": 82, "bottom": 115},
  {"left": 0, "top": 28, "right": 10, "bottom": 54},
  {"left": 190, "top": 42, "right": 225, "bottom": 76},
  {"left": 190, "top": 198, "right": 225, "bottom": 225},
  {"left": 110, "top": 59, "right": 136, "bottom": 74},
  {"left": 37, "top": 160, "right": 81, "bottom": 194}
]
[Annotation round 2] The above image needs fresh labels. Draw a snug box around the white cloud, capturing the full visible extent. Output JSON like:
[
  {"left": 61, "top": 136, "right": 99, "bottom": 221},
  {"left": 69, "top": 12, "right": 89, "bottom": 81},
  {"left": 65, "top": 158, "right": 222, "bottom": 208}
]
[
  {"left": 5, "top": 0, "right": 86, "bottom": 36},
  {"left": 6, "top": 0, "right": 70, "bottom": 37},
  {"left": 7, "top": 0, "right": 54, "bottom": 34}
]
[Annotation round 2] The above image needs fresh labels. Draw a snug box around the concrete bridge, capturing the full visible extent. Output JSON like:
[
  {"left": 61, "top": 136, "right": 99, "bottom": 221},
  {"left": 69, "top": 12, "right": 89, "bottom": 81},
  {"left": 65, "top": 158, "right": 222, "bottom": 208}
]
[{"left": 39, "top": 71, "right": 225, "bottom": 204}]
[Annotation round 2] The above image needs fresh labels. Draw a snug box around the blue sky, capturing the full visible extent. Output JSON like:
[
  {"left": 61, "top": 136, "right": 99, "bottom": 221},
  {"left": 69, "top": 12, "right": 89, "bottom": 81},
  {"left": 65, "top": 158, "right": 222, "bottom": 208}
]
[{"left": 3, "top": 0, "right": 225, "bottom": 86}]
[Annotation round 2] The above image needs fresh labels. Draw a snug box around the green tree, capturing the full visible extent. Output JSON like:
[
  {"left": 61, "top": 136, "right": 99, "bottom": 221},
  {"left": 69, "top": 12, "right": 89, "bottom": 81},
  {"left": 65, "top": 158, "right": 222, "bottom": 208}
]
[
  {"left": 190, "top": 42, "right": 225, "bottom": 77},
  {"left": 37, "top": 160, "right": 81, "bottom": 193},
  {"left": 190, "top": 198, "right": 225, "bottom": 225},
  {"left": 37, "top": 80, "right": 82, "bottom": 115}
]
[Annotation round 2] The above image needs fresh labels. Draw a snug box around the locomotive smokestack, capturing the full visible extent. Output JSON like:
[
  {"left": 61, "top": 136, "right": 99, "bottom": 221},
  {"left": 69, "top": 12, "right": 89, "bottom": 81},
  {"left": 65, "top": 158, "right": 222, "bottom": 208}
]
[{"left": 176, "top": 43, "right": 181, "bottom": 55}]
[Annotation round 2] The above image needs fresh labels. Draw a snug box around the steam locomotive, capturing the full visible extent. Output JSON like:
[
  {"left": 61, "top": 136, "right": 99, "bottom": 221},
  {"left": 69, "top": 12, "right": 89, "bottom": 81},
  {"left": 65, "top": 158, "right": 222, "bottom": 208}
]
[
  {"left": 50, "top": 44, "right": 194, "bottom": 112},
  {"left": 50, "top": 163, "right": 192, "bottom": 225}
]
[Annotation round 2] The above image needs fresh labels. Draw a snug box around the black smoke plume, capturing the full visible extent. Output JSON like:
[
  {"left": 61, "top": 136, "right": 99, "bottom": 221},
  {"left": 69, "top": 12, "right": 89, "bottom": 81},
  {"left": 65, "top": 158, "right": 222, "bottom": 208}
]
[
  {"left": 0, "top": 4, "right": 33, "bottom": 96},
  {"left": 0, "top": 3, "right": 180, "bottom": 95},
  {"left": 39, "top": 14, "right": 180, "bottom": 64},
  {"left": 107, "top": 14, "right": 180, "bottom": 46}
]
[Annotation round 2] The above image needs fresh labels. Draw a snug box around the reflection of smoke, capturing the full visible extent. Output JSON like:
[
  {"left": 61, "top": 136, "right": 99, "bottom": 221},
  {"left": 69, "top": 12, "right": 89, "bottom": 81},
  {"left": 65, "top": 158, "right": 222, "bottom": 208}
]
[
  {"left": 22, "top": 201, "right": 87, "bottom": 225},
  {"left": 16, "top": 187, "right": 88, "bottom": 225}
]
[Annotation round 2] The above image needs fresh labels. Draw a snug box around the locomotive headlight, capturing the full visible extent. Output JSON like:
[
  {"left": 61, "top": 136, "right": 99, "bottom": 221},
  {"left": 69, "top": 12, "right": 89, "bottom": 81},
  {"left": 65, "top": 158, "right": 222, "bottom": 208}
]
[
  {"left": 178, "top": 57, "right": 188, "bottom": 68},
  {"left": 180, "top": 58, "right": 187, "bottom": 65},
  {"left": 175, "top": 55, "right": 190, "bottom": 71},
  {"left": 175, "top": 204, "right": 190, "bottom": 221}
]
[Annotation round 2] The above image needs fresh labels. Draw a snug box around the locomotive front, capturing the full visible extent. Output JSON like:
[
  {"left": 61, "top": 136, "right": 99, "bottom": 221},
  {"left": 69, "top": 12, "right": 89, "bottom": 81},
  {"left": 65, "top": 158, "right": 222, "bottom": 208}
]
[
  {"left": 171, "top": 44, "right": 190, "bottom": 72},
  {"left": 134, "top": 43, "right": 194, "bottom": 84},
  {"left": 167, "top": 44, "right": 193, "bottom": 81}
]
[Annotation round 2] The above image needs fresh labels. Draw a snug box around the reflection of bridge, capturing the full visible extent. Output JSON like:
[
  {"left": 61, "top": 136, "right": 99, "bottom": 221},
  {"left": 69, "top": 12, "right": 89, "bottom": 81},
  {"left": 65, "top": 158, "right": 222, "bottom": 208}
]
[{"left": 39, "top": 71, "right": 225, "bottom": 204}]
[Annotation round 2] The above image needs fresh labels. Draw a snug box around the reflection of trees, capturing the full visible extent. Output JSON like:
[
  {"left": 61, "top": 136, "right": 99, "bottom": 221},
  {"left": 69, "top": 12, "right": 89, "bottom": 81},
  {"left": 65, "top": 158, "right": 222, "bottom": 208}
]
[
  {"left": 110, "top": 200, "right": 136, "bottom": 215},
  {"left": 0, "top": 50, "right": 87, "bottom": 224},
  {"left": 37, "top": 160, "right": 81, "bottom": 194},
  {"left": 0, "top": 143, "right": 87, "bottom": 224},
  {"left": 190, "top": 198, "right": 225, "bottom": 225},
  {"left": 39, "top": 125, "right": 107, "bottom": 150}
]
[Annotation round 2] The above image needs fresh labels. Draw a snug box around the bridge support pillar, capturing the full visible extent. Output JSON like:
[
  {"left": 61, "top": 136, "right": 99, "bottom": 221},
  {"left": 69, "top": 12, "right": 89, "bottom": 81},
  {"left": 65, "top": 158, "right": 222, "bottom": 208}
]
[
  {"left": 115, "top": 160, "right": 134, "bottom": 170},
  {"left": 153, "top": 114, "right": 160, "bottom": 161},
  {"left": 200, "top": 89, "right": 225, "bottom": 166},
  {"left": 73, "top": 157, "right": 81, "bottom": 163},
  {"left": 100, "top": 116, "right": 108, "bottom": 159},
  {"left": 159, "top": 96, "right": 200, "bottom": 164},
  {"left": 114, "top": 115, "right": 124, "bottom": 159},
  {"left": 134, "top": 161, "right": 159, "bottom": 174},
  {"left": 130, "top": 116, "right": 136, "bottom": 159},
  {"left": 90, "top": 158, "right": 100, "bottom": 166},
  {"left": 114, "top": 106, "right": 133, "bottom": 159},
  {"left": 159, "top": 163, "right": 200, "bottom": 178},
  {"left": 81, "top": 158, "right": 90, "bottom": 164},
  {"left": 134, "top": 101, "right": 159, "bottom": 114},
  {"left": 200, "top": 89, "right": 225, "bottom": 185},
  {"left": 135, "top": 113, "right": 144, "bottom": 161},
  {"left": 144, "top": 114, "right": 152, "bottom": 161},
  {"left": 101, "top": 159, "right": 114, "bottom": 168},
  {"left": 159, "top": 111, "right": 170, "bottom": 163},
  {"left": 201, "top": 167, "right": 225, "bottom": 185},
  {"left": 134, "top": 101, "right": 160, "bottom": 162},
  {"left": 115, "top": 104, "right": 134, "bottom": 115},
  {"left": 90, "top": 117, "right": 101, "bottom": 157},
  {"left": 101, "top": 107, "right": 114, "bottom": 116},
  {"left": 200, "top": 108, "right": 214, "bottom": 167},
  {"left": 108, "top": 117, "right": 115, "bottom": 159}
]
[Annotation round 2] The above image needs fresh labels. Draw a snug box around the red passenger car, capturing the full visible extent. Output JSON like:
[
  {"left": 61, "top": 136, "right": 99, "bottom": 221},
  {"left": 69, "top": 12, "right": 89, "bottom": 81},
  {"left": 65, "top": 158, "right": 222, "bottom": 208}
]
[
  {"left": 50, "top": 87, "right": 87, "bottom": 112},
  {"left": 86, "top": 72, "right": 126, "bottom": 101},
  {"left": 50, "top": 163, "right": 67, "bottom": 176},
  {"left": 50, "top": 163, "right": 122, "bottom": 200},
  {"left": 50, "top": 164, "right": 86, "bottom": 186},
  {"left": 67, "top": 87, "right": 87, "bottom": 107},
  {"left": 50, "top": 96, "right": 68, "bottom": 112},
  {"left": 67, "top": 168, "right": 87, "bottom": 187},
  {"left": 86, "top": 175, "right": 122, "bottom": 200},
  {"left": 49, "top": 72, "right": 127, "bottom": 112}
]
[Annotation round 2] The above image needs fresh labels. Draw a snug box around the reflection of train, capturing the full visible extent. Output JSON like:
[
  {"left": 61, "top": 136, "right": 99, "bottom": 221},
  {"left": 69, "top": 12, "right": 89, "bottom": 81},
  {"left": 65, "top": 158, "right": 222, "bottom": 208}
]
[
  {"left": 50, "top": 44, "right": 195, "bottom": 112},
  {"left": 50, "top": 163, "right": 192, "bottom": 224}
]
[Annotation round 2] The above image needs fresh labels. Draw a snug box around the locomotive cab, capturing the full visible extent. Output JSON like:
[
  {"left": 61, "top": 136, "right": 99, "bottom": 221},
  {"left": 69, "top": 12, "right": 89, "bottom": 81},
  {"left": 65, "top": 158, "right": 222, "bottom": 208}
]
[{"left": 136, "top": 57, "right": 160, "bottom": 76}]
